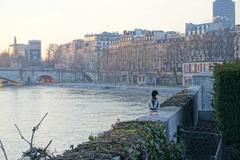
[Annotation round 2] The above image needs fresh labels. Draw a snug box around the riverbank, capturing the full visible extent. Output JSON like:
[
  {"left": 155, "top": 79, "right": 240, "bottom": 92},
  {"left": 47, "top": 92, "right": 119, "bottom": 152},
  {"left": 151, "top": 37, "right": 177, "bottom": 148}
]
[
  {"left": 1, "top": 81, "right": 183, "bottom": 92},
  {"left": 41, "top": 82, "right": 183, "bottom": 97},
  {"left": 53, "top": 85, "right": 223, "bottom": 160},
  {"left": 54, "top": 89, "right": 193, "bottom": 160},
  {"left": 0, "top": 84, "right": 183, "bottom": 160},
  {"left": 48, "top": 82, "right": 183, "bottom": 89},
  {"left": 55, "top": 121, "right": 183, "bottom": 160}
]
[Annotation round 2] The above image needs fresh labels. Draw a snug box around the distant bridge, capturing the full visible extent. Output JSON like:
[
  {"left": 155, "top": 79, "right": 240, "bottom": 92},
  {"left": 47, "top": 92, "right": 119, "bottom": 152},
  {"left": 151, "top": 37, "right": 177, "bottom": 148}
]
[
  {"left": 0, "top": 68, "right": 96, "bottom": 84},
  {"left": 0, "top": 76, "right": 22, "bottom": 84}
]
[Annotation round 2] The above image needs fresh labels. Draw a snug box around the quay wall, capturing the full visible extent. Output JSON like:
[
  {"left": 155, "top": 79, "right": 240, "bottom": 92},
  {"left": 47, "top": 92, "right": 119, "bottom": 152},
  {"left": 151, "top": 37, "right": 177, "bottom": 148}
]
[
  {"left": 138, "top": 73, "right": 214, "bottom": 141},
  {"left": 55, "top": 72, "right": 218, "bottom": 160}
]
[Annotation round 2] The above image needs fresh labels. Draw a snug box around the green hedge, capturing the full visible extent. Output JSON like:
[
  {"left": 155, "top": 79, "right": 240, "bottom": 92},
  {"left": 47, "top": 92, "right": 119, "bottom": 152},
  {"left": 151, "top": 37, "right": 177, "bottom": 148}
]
[{"left": 214, "top": 61, "right": 240, "bottom": 144}]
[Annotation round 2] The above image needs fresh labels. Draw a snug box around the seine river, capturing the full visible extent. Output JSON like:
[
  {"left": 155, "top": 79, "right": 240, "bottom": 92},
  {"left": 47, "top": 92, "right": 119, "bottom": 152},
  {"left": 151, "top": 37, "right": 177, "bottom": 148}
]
[{"left": 0, "top": 84, "right": 182, "bottom": 159}]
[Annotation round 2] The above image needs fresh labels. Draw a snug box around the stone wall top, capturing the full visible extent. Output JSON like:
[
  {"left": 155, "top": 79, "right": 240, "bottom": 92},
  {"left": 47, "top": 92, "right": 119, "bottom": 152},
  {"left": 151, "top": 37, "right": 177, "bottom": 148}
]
[{"left": 137, "top": 106, "right": 182, "bottom": 122}]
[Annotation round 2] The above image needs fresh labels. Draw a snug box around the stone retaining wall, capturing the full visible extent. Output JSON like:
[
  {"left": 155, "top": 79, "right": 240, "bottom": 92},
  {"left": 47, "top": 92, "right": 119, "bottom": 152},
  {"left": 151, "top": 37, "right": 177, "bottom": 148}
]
[
  {"left": 138, "top": 89, "right": 199, "bottom": 141},
  {"left": 192, "top": 73, "right": 214, "bottom": 121}
]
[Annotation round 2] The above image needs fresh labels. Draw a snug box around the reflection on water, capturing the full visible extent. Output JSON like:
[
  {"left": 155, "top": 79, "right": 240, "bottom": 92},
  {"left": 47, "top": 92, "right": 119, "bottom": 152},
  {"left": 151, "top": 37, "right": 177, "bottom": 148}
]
[{"left": 0, "top": 85, "right": 181, "bottom": 159}]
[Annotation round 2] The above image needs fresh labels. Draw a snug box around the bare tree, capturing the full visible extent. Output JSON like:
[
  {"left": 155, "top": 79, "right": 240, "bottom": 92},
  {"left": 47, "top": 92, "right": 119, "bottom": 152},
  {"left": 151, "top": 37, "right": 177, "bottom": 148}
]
[
  {"left": 166, "top": 38, "right": 186, "bottom": 84},
  {"left": 233, "top": 31, "right": 240, "bottom": 60},
  {"left": 44, "top": 44, "right": 59, "bottom": 68},
  {"left": 187, "top": 30, "right": 238, "bottom": 62},
  {"left": 222, "top": 30, "right": 240, "bottom": 60}
]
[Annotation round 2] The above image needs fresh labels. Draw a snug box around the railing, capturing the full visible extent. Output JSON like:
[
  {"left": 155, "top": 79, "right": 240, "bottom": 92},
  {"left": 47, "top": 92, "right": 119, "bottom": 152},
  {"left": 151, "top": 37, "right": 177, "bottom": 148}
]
[
  {"left": 178, "top": 127, "right": 222, "bottom": 160},
  {"left": 210, "top": 132, "right": 222, "bottom": 160}
]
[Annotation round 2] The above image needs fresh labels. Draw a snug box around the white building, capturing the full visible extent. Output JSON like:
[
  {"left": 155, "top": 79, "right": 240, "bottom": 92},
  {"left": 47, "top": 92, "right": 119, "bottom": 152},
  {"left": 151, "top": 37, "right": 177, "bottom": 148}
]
[
  {"left": 185, "top": 22, "right": 224, "bottom": 36},
  {"left": 84, "top": 32, "right": 119, "bottom": 54},
  {"left": 165, "top": 31, "right": 181, "bottom": 39},
  {"left": 123, "top": 29, "right": 166, "bottom": 41}
]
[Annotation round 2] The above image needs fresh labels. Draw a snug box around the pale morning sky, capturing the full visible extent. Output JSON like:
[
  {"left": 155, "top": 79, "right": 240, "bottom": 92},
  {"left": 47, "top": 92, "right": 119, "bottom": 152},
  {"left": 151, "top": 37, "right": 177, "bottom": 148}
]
[{"left": 0, "top": 0, "right": 239, "bottom": 58}]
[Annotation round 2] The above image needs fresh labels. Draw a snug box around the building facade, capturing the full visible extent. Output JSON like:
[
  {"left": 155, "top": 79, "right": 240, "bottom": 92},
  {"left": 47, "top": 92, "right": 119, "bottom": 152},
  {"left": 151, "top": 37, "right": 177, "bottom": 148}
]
[
  {"left": 8, "top": 44, "right": 26, "bottom": 58},
  {"left": 8, "top": 37, "right": 27, "bottom": 68},
  {"left": 165, "top": 31, "right": 181, "bottom": 39},
  {"left": 83, "top": 32, "right": 120, "bottom": 71},
  {"left": 213, "top": 0, "right": 235, "bottom": 29},
  {"left": 123, "top": 29, "right": 166, "bottom": 41},
  {"left": 185, "top": 22, "right": 224, "bottom": 36},
  {"left": 8, "top": 37, "right": 42, "bottom": 68},
  {"left": 186, "top": 0, "right": 235, "bottom": 36},
  {"left": 56, "top": 39, "right": 84, "bottom": 69},
  {"left": 182, "top": 61, "right": 223, "bottom": 87},
  {"left": 8, "top": 43, "right": 27, "bottom": 68},
  {"left": 27, "top": 40, "right": 41, "bottom": 66},
  {"left": 84, "top": 32, "right": 120, "bottom": 54}
]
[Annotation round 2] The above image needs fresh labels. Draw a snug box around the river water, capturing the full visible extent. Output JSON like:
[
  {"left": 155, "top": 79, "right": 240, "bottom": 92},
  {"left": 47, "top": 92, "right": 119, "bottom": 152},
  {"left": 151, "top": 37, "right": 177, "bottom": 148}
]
[{"left": 0, "top": 84, "right": 182, "bottom": 159}]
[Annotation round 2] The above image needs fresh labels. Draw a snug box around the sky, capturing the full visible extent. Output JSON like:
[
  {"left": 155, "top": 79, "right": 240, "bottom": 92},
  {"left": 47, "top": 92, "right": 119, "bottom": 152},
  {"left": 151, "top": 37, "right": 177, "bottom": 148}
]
[{"left": 0, "top": 0, "right": 239, "bottom": 58}]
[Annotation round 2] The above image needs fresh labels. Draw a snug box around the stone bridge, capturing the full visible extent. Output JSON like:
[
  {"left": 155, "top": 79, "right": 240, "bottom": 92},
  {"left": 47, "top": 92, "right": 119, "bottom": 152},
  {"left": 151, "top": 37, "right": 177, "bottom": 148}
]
[{"left": 0, "top": 68, "right": 95, "bottom": 84}]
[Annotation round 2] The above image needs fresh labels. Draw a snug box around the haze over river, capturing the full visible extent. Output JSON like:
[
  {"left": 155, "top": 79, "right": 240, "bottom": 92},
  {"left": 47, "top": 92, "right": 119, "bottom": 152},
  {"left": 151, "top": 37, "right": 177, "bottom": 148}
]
[{"left": 0, "top": 84, "right": 182, "bottom": 159}]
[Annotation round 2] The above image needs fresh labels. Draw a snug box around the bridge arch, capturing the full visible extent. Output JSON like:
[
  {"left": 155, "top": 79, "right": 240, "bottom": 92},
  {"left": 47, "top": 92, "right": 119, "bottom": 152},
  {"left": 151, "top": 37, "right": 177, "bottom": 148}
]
[
  {"left": 0, "top": 68, "right": 97, "bottom": 84},
  {"left": 35, "top": 75, "right": 56, "bottom": 84}
]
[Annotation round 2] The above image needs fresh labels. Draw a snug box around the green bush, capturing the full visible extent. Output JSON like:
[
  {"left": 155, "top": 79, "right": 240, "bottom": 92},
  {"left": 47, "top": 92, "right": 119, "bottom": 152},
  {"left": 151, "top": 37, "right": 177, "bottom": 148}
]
[
  {"left": 214, "top": 61, "right": 240, "bottom": 144},
  {"left": 58, "top": 121, "right": 184, "bottom": 160}
]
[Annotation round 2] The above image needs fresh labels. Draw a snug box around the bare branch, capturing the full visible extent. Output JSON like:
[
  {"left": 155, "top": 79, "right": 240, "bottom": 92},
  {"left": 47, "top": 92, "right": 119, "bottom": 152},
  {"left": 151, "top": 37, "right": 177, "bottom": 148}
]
[
  {"left": 0, "top": 140, "right": 8, "bottom": 160},
  {"left": 15, "top": 124, "right": 31, "bottom": 146},
  {"left": 14, "top": 113, "right": 54, "bottom": 160},
  {"left": 36, "top": 112, "right": 48, "bottom": 130},
  {"left": 43, "top": 140, "right": 53, "bottom": 153},
  {"left": 30, "top": 112, "right": 48, "bottom": 148}
]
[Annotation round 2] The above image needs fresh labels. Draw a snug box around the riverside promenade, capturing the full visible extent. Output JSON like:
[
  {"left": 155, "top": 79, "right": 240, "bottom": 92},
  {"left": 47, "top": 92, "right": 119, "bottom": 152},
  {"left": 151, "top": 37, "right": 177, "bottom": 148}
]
[
  {"left": 137, "top": 73, "right": 222, "bottom": 160},
  {"left": 13, "top": 73, "right": 222, "bottom": 160},
  {"left": 55, "top": 73, "right": 223, "bottom": 160}
]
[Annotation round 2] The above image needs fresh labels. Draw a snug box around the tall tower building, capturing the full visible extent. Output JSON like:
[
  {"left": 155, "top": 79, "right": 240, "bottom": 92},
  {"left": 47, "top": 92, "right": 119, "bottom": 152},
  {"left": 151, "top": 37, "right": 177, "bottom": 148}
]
[{"left": 213, "top": 0, "right": 235, "bottom": 29}]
